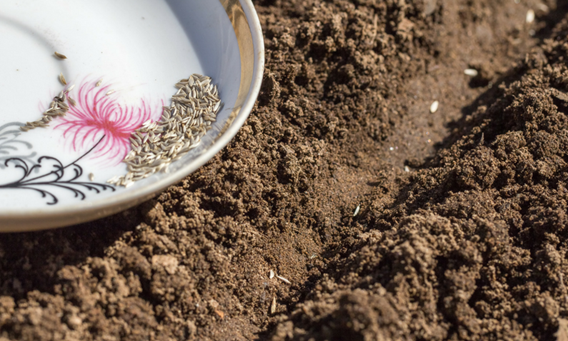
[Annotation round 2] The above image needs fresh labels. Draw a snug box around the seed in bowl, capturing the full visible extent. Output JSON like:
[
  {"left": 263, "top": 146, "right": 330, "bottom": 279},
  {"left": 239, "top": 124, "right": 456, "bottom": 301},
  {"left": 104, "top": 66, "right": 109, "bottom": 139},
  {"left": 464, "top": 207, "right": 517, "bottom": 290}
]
[{"left": 108, "top": 74, "right": 222, "bottom": 187}]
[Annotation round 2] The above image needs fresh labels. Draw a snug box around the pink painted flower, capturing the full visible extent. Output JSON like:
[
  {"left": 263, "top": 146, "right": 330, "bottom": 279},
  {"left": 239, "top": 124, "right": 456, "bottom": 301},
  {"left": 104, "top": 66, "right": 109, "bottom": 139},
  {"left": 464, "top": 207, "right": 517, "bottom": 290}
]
[{"left": 54, "top": 80, "right": 161, "bottom": 165}]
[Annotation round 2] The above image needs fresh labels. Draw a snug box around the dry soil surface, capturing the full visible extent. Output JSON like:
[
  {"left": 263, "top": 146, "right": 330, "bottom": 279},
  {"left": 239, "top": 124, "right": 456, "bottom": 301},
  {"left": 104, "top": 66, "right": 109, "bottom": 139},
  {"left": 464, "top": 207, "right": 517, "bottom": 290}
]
[{"left": 3, "top": 0, "right": 568, "bottom": 340}]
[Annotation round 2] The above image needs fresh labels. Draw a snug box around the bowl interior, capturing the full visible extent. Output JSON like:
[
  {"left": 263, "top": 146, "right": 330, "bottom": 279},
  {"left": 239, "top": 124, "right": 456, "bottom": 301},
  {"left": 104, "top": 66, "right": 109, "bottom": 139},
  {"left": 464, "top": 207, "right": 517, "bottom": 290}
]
[{"left": 0, "top": 0, "right": 262, "bottom": 230}]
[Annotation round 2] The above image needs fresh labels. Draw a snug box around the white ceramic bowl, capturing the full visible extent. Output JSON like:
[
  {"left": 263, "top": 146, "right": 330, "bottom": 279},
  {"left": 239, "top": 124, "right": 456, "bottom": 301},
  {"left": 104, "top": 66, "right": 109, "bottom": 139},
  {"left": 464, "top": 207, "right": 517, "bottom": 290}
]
[{"left": 0, "top": 0, "right": 264, "bottom": 231}]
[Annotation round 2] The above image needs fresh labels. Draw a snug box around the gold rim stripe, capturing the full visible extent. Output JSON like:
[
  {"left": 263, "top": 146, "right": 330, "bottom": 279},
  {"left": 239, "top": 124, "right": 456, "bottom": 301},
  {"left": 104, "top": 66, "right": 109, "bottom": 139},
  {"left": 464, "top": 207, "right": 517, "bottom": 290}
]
[{"left": 219, "top": 0, "right": 255, "bottom": 136}]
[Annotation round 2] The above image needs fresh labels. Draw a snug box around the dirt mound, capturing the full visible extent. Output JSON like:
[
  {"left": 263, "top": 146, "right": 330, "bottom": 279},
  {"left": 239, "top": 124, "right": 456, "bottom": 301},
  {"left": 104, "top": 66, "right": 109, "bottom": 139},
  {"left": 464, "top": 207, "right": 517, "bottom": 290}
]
[{"left": 2, "top": 0, "right": 568, "bottom": 340}]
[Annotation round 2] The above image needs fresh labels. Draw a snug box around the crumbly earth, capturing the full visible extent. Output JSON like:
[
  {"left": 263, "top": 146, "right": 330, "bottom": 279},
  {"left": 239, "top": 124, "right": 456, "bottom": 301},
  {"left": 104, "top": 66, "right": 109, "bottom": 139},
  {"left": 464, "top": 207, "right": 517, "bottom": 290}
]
[{"left": 3, "top": 0, "right": 568, "bottom": 340}]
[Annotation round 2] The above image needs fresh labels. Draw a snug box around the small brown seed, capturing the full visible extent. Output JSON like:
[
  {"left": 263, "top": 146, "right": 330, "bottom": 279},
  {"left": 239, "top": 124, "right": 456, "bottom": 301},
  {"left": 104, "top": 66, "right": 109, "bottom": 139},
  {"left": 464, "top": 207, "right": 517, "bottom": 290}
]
[
  {"left": 54, "top": 51, "right": 67, "bottom": 60},
  {"left": 59, "top": 73, "right": 67, "bottom": 85}
]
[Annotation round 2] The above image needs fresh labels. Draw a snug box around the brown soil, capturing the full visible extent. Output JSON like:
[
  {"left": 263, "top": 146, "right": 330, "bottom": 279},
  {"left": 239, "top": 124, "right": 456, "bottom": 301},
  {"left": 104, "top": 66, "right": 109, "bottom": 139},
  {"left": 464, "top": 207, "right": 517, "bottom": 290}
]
[{"left": 3, "top": 0, "right": 568, "bottom": 340}]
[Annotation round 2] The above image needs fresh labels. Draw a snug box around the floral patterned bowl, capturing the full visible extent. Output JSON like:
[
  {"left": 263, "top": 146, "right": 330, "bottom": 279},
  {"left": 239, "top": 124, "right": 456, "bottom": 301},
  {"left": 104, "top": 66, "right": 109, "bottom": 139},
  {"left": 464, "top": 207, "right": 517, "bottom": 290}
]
[{"left": 0, "top": 0, "right": 264, "bottom": 231}]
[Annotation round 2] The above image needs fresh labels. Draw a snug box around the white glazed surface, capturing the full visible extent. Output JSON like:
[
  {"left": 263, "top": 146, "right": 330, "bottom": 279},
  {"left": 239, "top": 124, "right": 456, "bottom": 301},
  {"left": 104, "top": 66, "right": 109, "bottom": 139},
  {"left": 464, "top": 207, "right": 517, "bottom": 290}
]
[{"left": 0, "top": 0, "right": 263, "bottom": 229}]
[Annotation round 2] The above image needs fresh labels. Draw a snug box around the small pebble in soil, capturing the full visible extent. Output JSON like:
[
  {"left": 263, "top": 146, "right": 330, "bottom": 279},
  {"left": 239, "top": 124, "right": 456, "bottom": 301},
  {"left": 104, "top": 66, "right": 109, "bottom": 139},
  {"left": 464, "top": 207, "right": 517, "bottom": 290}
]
[{"left": 214, "top": 310, "right": 225, "bottom": 319}]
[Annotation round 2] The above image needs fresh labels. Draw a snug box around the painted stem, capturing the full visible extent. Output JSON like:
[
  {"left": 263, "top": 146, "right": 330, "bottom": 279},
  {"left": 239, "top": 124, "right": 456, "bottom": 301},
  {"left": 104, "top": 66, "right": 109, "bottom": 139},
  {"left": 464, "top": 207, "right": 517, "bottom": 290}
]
[{"left": 20, "top": 135, "right": 106, "bottom": 184}]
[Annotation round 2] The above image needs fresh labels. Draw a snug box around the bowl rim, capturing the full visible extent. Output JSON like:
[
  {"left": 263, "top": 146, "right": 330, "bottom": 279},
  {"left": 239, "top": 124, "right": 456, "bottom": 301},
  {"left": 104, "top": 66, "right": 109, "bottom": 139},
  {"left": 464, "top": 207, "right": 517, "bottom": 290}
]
[{"left": 0, "top": 0, "right": 265, "bottom": 232}]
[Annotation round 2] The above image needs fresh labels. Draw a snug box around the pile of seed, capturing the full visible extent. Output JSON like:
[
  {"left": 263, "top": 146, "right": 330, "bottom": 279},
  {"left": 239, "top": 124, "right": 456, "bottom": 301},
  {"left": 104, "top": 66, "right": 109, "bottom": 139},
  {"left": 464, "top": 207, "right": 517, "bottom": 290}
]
[
  {"left": 107, "top": 74, "right": 221, "bottom": 187},
  {"left": 20, "top": 90, "right": 71, "bottom": 132},
  {"left": 21, "top": 65, "right": 73, "bottom": 132}
]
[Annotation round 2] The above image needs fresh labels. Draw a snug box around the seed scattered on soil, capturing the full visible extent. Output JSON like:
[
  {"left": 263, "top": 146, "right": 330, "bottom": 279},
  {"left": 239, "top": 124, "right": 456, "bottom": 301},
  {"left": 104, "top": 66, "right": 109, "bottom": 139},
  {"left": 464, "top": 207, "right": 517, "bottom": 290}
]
[
  {"left": 464, "top": 68, "right": 478, "bottom": 77},
  {"left": 276, "top": 275, "right": 291, "bottom": 285},
  {"left": 108, "top": 74, "right": 222, "bottom": 187},
  {"left": 353, "top": 205, "right": 360, "bottom": 217},
  {"left": 54, "top": 51, "right": 67, "bottom": 60},
  {"left": 430, "top": 100, "right": 439, "bottom": 113},
  {"left": 270, "top": 298, "right": 277, "bottom": 314},
  {"left": 269, "top": 270, "right": 275, "bottom": 279},
  {"left": 526, "top": 9, "right": 535, "bottom": 23}
]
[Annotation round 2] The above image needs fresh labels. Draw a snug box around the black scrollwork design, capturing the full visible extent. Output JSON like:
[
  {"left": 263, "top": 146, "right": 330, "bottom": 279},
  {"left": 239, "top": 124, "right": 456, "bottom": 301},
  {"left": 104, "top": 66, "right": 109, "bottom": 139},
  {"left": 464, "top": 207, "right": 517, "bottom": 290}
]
[
  {"left": 0, "top": 122, "right": 36, "bottom": 168},
  {"left": 0, "top": 135, "right": 115, "bottom": 205}
]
